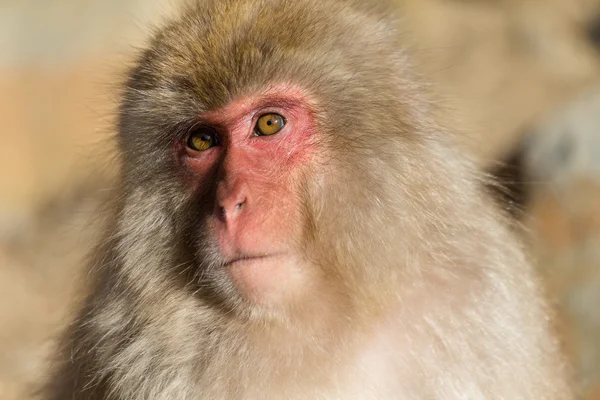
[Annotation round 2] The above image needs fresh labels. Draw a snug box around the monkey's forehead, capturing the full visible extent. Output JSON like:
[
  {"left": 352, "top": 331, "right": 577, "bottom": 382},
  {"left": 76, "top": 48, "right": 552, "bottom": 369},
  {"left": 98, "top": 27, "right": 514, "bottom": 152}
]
[{"left": 127, "top": 0, "right": 405, "bottom": 111}]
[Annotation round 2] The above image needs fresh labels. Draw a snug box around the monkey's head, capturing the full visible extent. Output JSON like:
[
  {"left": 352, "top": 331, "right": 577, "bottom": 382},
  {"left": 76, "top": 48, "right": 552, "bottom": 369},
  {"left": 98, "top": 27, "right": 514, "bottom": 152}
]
[{"left": 117, "top": 0, "right": 457, "bottom": 323}]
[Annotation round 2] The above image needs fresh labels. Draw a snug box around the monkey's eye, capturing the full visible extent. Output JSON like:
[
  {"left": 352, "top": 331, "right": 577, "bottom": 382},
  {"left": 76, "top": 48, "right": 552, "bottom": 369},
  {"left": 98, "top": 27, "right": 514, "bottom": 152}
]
[
  {"left": 187, "top": 127, "right": 218, "bottom": 152},
  {"left": 255, "top": 113, "right": 285, "bottom": 136}
]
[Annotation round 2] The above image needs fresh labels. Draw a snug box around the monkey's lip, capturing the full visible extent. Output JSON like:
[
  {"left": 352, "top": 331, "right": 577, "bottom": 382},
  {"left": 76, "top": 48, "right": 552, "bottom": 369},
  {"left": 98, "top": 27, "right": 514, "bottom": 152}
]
[{"left": 224, "top": 253, "right": 284, "bottom": 267}]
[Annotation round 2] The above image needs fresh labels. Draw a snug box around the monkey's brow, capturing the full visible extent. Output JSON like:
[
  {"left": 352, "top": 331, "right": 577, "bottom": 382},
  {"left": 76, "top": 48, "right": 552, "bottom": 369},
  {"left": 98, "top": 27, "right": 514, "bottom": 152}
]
[{"left": 254, "top": 97, "right": 307, "bottom": 111}]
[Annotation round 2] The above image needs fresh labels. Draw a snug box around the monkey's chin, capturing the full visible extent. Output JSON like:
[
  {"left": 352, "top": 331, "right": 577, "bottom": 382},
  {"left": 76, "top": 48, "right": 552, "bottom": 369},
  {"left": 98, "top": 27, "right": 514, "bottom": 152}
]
[{"left": 225, "top": 254, "right": 304, "bottom": 306}]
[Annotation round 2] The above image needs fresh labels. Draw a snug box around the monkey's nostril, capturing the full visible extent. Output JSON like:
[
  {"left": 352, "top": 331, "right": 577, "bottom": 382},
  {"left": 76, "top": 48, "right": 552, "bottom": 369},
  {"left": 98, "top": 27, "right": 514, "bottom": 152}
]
[{"left": 218, "top": 197, "right": 246, "bottom": 220}]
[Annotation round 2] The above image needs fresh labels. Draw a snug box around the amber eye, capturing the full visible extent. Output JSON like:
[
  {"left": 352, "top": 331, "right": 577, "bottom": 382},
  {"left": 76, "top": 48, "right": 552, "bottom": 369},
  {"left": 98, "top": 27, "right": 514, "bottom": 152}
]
[
  {"left": 187, "top": 126, "right": 218, "bottom": 152},
  {"left": 255, "top": 113, "right": 285, "bottom": 136}
]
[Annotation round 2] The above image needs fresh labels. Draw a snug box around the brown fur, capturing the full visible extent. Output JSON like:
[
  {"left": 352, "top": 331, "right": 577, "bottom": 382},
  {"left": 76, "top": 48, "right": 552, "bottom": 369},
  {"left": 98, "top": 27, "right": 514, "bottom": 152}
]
[{"left": 43, "top": 0, "right": 572, "bottom": 398}]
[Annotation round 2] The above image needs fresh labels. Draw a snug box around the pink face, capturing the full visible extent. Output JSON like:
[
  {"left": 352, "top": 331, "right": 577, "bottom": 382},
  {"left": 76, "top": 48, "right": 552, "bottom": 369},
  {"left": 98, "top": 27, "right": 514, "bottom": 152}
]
[{"left": 178, "top": 85, "right": 319, "bottom": 306}]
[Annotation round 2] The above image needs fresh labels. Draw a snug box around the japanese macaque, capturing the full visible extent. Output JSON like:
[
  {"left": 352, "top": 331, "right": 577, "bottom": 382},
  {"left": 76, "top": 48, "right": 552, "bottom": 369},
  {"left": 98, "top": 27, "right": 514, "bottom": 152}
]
[{"left": 43, "top": 0, "right": 572, "bottom": 398}]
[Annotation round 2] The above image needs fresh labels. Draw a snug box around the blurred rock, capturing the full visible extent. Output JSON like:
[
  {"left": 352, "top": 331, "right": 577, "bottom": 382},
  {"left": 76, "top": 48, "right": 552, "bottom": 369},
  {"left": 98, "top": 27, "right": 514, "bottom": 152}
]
[
  {"left": 524, "top": 85, "right": 600, "bottom": 397},
  {"left": 525, "top": 86, "right": 600, "bottom": 185}
]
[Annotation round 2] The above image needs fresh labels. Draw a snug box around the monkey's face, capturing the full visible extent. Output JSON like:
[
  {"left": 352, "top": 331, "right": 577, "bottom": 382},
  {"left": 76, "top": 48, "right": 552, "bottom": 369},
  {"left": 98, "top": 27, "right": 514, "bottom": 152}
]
[
  {"left": 179, "top": 84, "right": 323, "bottom": 308},
  {"left": 119, "top": 0, "right": 417, "bottom": 319}
]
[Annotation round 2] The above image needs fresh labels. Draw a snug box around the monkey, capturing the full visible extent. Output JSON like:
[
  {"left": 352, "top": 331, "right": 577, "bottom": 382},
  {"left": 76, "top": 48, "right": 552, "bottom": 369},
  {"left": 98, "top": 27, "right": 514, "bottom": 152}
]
[{"left": 42, "top": 0, "right": 572, "bottom": 399}]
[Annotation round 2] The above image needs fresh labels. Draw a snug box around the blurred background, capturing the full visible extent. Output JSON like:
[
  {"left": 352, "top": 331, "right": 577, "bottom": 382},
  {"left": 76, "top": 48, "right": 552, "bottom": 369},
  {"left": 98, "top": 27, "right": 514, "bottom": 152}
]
[{"left": 1, "top": 0, "right": 599, "bottom": 398}]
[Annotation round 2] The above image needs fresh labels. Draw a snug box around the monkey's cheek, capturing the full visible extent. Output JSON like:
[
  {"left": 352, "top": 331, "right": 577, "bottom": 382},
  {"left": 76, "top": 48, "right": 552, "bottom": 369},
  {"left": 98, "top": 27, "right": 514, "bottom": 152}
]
[{"left": 226, "top": 255, "right": 306, "bottom": 305}]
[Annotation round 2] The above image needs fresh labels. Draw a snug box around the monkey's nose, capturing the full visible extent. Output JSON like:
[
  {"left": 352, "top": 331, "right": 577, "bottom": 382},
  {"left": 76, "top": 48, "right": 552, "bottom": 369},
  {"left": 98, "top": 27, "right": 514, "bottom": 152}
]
[{"left": 216, "top": 182, "right": 248, "bottom": 221}]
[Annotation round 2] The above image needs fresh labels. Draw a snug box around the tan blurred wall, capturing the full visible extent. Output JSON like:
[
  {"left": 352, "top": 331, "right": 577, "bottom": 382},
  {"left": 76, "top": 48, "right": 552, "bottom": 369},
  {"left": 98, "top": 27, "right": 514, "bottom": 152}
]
[
  {"left": 0, "top": 0, "right": 171, "bottom": 239},
  {"left": 404, "top": 0, "right": 600, "bottom": 162},
  {"left": 0, "top": 2, "right": 173, "bottom": 398}
]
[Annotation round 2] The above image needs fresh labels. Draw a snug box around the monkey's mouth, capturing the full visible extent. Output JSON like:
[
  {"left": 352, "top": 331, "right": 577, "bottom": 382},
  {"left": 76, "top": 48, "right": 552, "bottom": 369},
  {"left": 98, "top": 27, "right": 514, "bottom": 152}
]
[
  {"left": 224, "top": 254, "right": 282, "bottom": 267},
  {"left": 222, "top": 253, "right": 292, "bottom": 300}
]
